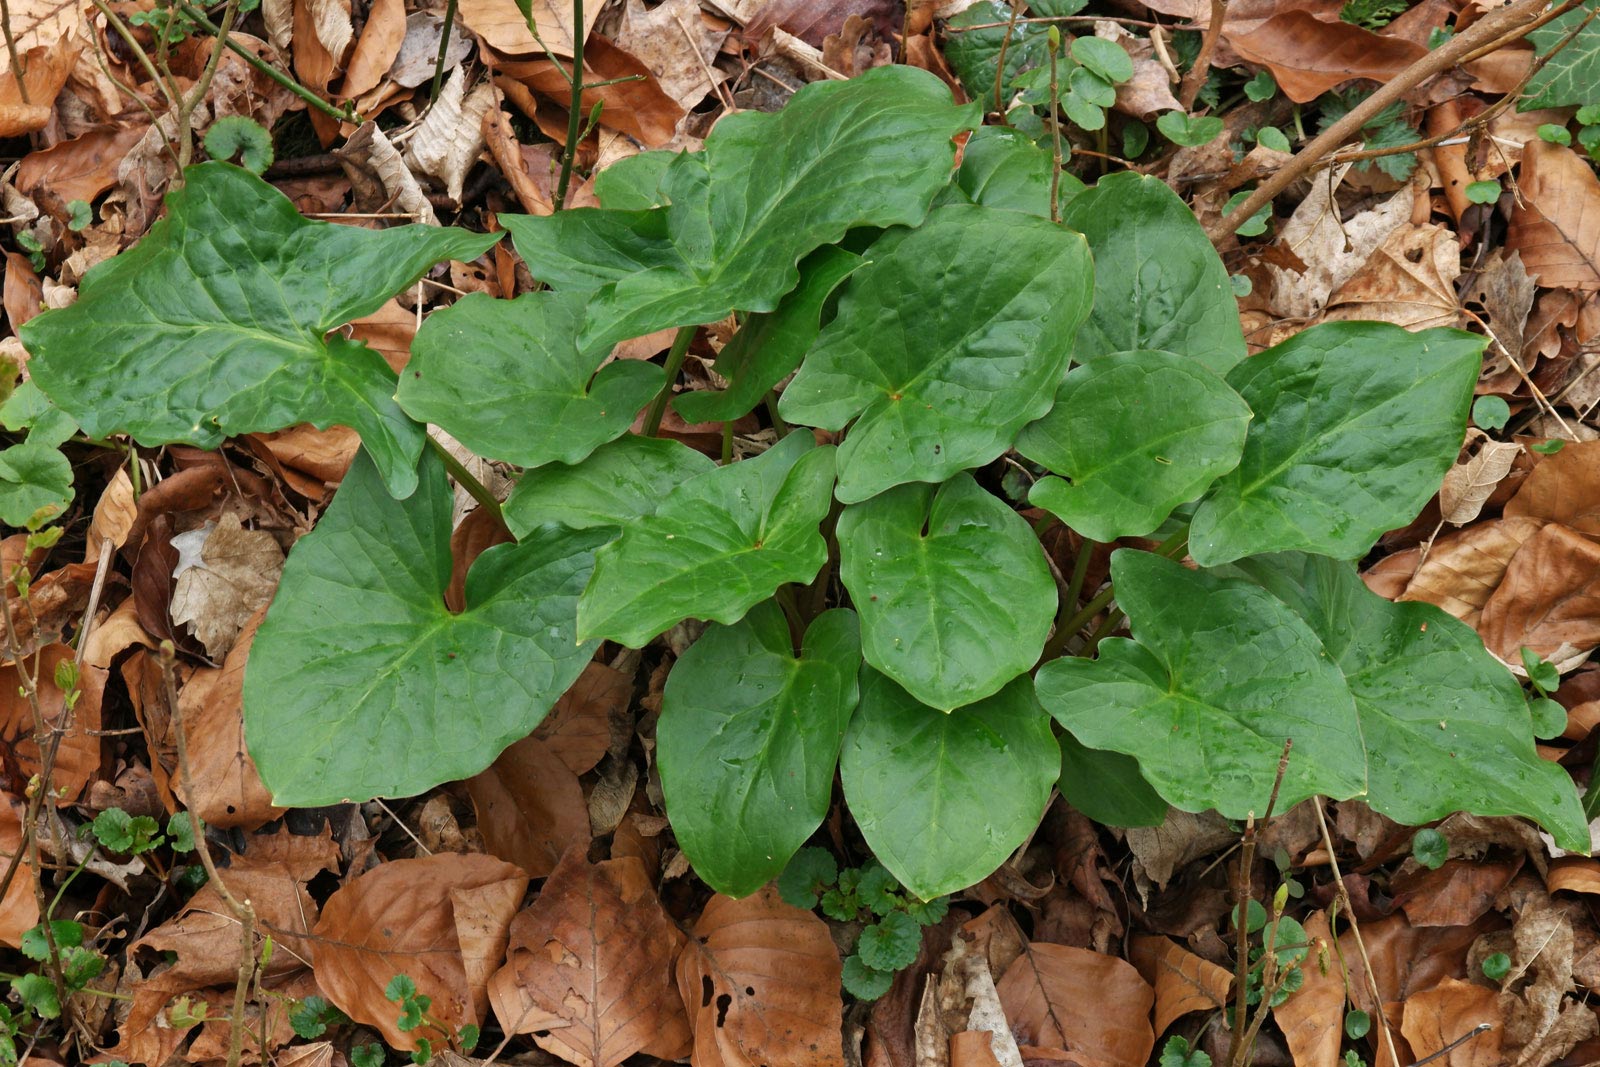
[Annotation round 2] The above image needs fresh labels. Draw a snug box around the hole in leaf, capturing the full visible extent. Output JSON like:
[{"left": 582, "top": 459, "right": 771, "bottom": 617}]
[
  {"left": 715, "top": 993, "right": 731, "bottom": 1027},
  {"left": 701, "top": 975, "right": 713, "bottom": 1007}
]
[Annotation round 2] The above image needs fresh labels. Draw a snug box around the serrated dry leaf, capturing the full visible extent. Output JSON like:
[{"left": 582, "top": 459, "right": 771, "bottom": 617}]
[
  {"left": 169, "top": 513, "right": 285, "bottom": 660},
  {"left": 1504, "top": 440, "right": 1600, "bottom": 534},
  {"left": 466, "top": 734, "right": 589, "bottom": 878},
  {"left": 1226, "top": 11, "right": 1425, "bottom": 103},
  {"left": 1400, "top": 517, "right": 1544, "bottom": 626},
  {"left": 1323, "top": 222, "right": 1463, "bottom": 330},
  {"left": 994, "top": 943, "right": 1154, "bottom": 1066},
  {"left": 1128, "top": 934, "right": 1232, "bottom": 1034},
  {"left": 1402, "top": 977, "right": 1504, "bottom": 1067},
  {"left": 1441, "top": 431, "right": 1521, "bottom": 525},
  {"left": 1507, "top": 138, "right": 1600, "bottom": 292},
  {"left": 1479, "top": 522, "right": 1600, "bottom": 664},
  {"left": 488, "top": 850, "right": 690, "bottom": 1067}
]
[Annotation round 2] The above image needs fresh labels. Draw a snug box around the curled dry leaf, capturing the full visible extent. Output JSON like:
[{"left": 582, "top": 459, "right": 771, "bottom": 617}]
[
  {"left": 1323, "top": 223, "right": 1463, "bottom": 331},
  {"left": 405, "top": 69, "right": 496, "bottom": 204},
  {"left": 1440, "top": 431, "right": 1521, "bottom": 526},
  {"left": 1262, "top": 171, "right": 1412, "bottom": 320},
  {"left": 1507, "top": 139, "right": 1600, "bottom": 292},
  {"left": 169, "top": 512, "right": 285, "bottom": 660},
  {"left": 314, "top": 853, "right": 528, "bottom": 1051},
  {"left": 1128, "top": 934, "right": 1232, "bottom": 1035},
  {"left": 1399, "top": 517, "right": 1543, "bottom": 627},
  {"left": 1402, "top": 977, "right": 1504, "bottom": 1067},
  {"left": 86, "top": 468, "right": 138, "bottom": 564},
  {"left": 488, "top": 850, "right": 690, "bottom": 1067},
  {"left": 676, "top": 885, "right": 846, "bottom": 1067},
  {"left": 1504, "top": 440, "right": 1600, "bottom": 534},
  {"left": 1226, "top": 11, "right": 1426, "bottom": 103},
  {"left": 994, "top": 943, "right": 1154, "bottom": 1066},
  {"left": 1479, "top": 522, "right": 1600, "bottom": 664}
]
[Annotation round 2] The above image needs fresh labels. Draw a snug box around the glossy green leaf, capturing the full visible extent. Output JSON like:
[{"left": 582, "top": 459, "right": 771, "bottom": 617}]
[
  {"left": 842, "top": 670, "right": 1059, "bottom": 899},
  {"left": 243, "top": 449, "right": 607, "bottom": 806},
  {"left": 659, "top": 603, "right": 861, "bottom": 897},
  {"left": 1057, "top": 733, "right": 1167, "bottom": 828},
  {"left": 943, "top": 1, "right": 1050, "bottom": 102},
  {"left": 20, "top": 163, "right": 497, "bottom": 499},
  {"left": 501, "top": 66, "right": 978, "bottom": 350},
  {"left": 671, "top": 246, "right": 862, "bottom": 425},
  {"left": 399, "top": 290, "right": 663, "bottom": 468},
  {"left": 837, "top": 474, "right": 1054, "bottom": 710},
  {"left": 1016, "top": 350, "right": 1251, "bottom": 541},
  {"left": 578, "top": 432, "right": 835, "bottom": 646},
  {"left": 1189, "top": 322, "right": 1484, "bottom": 566},
  {"left": 1216, "top": 553, "right": 1587, "bottom": 851},
  {"left": 0, "top": 445, "right": 72, "bottom": 530},
  {"left": 780, "top": 205, "right": 1092, "bottom": 503},
  {"left": 503, "top": 434, "right": 714, "bottom": 538},
  {"left": 1522, "top": 1, "right": 1600, "bottom": 111},
  {"left": 1035, "top": 550, "right": 1366, "bottom": 817},
  {"left": 594, "top": 150, "right": 674, "bottom": 209},
  {"left": 1071, "top": 36, "right": 1133, "bottom": 83},
  {"left": 1060, "top": 172, "right": 1245, "bottom": 374},
  {"left": 949, "top": 126, "right": 1083, "bottom": 217}
]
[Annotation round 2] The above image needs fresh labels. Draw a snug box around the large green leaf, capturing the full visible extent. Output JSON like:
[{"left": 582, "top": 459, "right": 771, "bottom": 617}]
[
  {"left": 779, "top": 205, "right": 1092, "bottom": 503},
  {"left": 950, "top": 126, "right": 1081, "bottom": 218},
  {"left": 1017, "top": 350, "right": 1251, "bottom": 542},
  {"left": 243, "top": 449, "right": 607, "bottom": 806},
  {"left": 1057, "top": 733, "right": 1167, "bottom": 829},
  {"left": 20, "top": 162, "right": 497, "bottom": 499},
  {"left": 1189, "top": 322, "right": 1484, "bottom": 566},
  {"left": 398, "top": 290, "right": 663, "bottom": 468},
  {"left": 659, "top": 603, "right": 862, "bottom": 897},
  {"left": 578, "top": 432, "right": 836, "bottom": 646},
  {"left": 1522, "top": 0, "right": 1600, "bottom": 111},
  {"left": 1060, "top": 172, "right": 1245, "bottom": 375},
  {"left": 503, "top": 434, "right": 714, "bottom": 538},
  {"left": 672, "top": 246, "right": 862, "bottom": 425},
  {"left": 1035, "top": 550, "right": 1366, "bottom": 817},
  {"left": 841, "top": 669, "right": 1059, "bottom": 899},
  {"left": 500, "top": 66, "right": 979, "bottom": 351},
  {"left": 837, "top": 474, "right": 1055, "bottom": 710},
  {"left": 1217, "top": 553, "right": 1588, "bottom": 851}
]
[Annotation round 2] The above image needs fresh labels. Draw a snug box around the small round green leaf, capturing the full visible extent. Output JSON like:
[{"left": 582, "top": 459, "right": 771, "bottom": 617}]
[
  {"left": 842, "top": 955, "right": 895, "bottom": 1000},
  {"left": 1069, "top": 66, "right": 1117, "bottom": 107},
  {"left": 1256, "top": 126, "right": 1291, "bottom": 153},
  {"left": 203, "top": 116, "right": 274, "bottom": 174},
  {"left": 1465, "top": 180, "right": 1502, "bottom": 205},
  {"left": 1537, "top": 123, "right": 1573, "bottom": 145},
  {"left": 1472, "top": 395, "right": 1511, "bottom": 430},
  {"left": 1530, "top": 697, "right": 1567, "bottom": 739},
  {"left": 1345, "top": 1010, "right": 1371, "bottom": 1039},
  {"left": 1412, "top": 828, "right": 1448, "bottom": 869},
  {"left": 777, "top": 846, "right": 839, "bottom": 908},
  {"left": 1244, "top": 71, "right": 1277, "bottom": 101},
  {"left": 1481, "top": 951, "right": 1511, "bottom": 981},
  {"left": 1071, "top": 36, "right": 1134, "bottom": 83},
  {"left": 1156, "top": 111, "right": 1224, "bottom": 147},
  {"left": 1223, "top": 190, "right": 1271, "bottom": 237}
]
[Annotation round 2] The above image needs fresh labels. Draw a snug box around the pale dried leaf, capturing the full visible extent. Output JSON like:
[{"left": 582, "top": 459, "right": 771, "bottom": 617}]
[
  {"left": 168, "top": 513, "right": 285, "bottom": 660},
  {"left": 334, "top": 122, "right": 438, "bottom": 224},
  {"left": 1440, "top": 431, "right": 1521, "bottom": 525},
  {"left": 458, "top": 0, "right": 600, "bottom": 58},
  {"left": 1264, "top": 170, "right": 1412, "bottom": 320},
  {"left": 1323, "top": 222, "right": 1463, "bottom": 331},
  {"left": 405, "top": 69, "right": 495, "bottom": 203},
  {"left": 613, "top": 0, "right": 728, "bottom": 110}
]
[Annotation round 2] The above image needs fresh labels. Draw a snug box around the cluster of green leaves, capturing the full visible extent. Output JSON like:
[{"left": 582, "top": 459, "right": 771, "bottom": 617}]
[
  {"left": 378, "top": 974, "right": 479, "bottom": 1065},
  {"left": 0, "top": 382, "right": 77, "bottom": 532},
  {"left": 1537, "top": 103, "right": 1600, "bottom": 162},
  {"left": 1316, "top": 89, "right": 1423, "bottom": 181},
  {"left": 1338, "top": 0, "right": 1408, "bottom": 30},
  {"left": 778, "top": 848, "right": 949, "bottom": 999},
  {"left": 18, "top": 65, "right": 1588, "bottom": 912}
]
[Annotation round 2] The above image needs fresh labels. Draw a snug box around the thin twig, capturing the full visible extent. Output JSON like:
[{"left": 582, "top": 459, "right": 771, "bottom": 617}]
[
  {"left": 1226, "top": 739, "right": 1291, "bottom": 1067},
  {"left": 553, "top": 0, "right": 587, "bottom": 211},
  {"left": 0, "top": 0, "right": 29, "bottom": 104},
  {"left": 1177, "top": 0, "right": 1226, "bottom": 111},
  {"left": 991, "top": 0, "right": 1022, "bottom": 115}
]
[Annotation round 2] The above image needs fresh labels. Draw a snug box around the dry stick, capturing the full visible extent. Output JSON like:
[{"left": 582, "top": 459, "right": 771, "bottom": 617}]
[
  {"left": 1177, "top": 0, "right": 1226, "bottom": 111},
  {"left": 1207, "top": 0, "right": 1584, "bottom": 243},
  {"left": 1410, "top": 1023, "right": 1493, "bottom": 1066},
  {"left": 1312, "top": 798, "right": 1401, "bottom": 1067},
  {"left": 1226, "top": 738, "right": 1292, "bottom": 1067},
  {"left": 0, "top": 0, "right": 28, "bottom": 104},
  {"left": 992, "top": 0, "right": 1023, "bottom": 115},
  {"left": 163, "top": 641, "right": 257, "bottom": 1067}
]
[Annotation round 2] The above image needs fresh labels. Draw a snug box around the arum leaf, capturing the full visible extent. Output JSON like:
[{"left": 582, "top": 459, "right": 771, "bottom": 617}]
[
  {"left": 594, "top": 150, "right": 674, "bottom": 209},
  {"left": 780, "top": 205, "right": 1092, "bottom": 503},
  {"left": 837, "top": 474, "right": 1055, "bottom": 710},
  {"left": 951, "top": 126, "right": 1081, "bottom": 217},
  {"left": 399, "top": 290, "right": 664, "bottom": 468},
  {"left": 501, "top": 66, "right": 979, "bottom": 350},
  {"left": 1017, "top": 350, "right": 1251, "bottom": 542},
  {"left": 660, "top": 604, "right": 861, "bottom": 897},
  {"left": 1190, "top": 322, "right": 1484, "bottom": 566},
  {"left": 20, "top": 162, "right": 497, "bottom": 498},
  {"left": 1060, "top": 172, "right": 1245, "bottom": 374},
  {"left": 503, "top": 435, "right": 715, "bottom": 538},
  {"left": 1035, "top": 550, "right": 1366, "bottom": 817},
  {"left": 243, "top": 449, "right": 608, "bottom": 806},
  {"left": 842, "top": 670, "right": 1059, "bottom": 899},
  {"left": 1057, "top": 733, "right": 1167, "bottom": 828},
  {"left": 578, "top": 432, "right": 836, "bottom": 646}
]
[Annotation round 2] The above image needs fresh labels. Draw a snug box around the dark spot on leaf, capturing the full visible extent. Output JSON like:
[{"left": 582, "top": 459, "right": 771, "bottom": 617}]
[
  {"left": 715, "top": 993, "right": 731, "bottom": 1026},
  {"left": 701, "top": 975, "right": 713, "bottom": 1007}
]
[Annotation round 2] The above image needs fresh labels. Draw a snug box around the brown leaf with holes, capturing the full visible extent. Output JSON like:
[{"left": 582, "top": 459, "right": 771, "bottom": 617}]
[
  {"left": 994, "top": 944, "right": 1154, "bottom": 1065},
  {"left": 488, "top": 850, "right": 690, "bottom": 1067},
  {"left": 1323, "top": 223, "right": 1463, "bottom": 331},
  {"left": 1504, "top": 440, "right": 1600, "bottom": 534},
  {"left": 1226, "top": 11, "right": 1426, "bottom": 103},
  {"left": 676, "top": 884, "right": 845, "bottom": 1067},
  {"left": 0, "top": 643, "right": 103, "bottom": 801},
  {"left": 1128, "top": 934, "right": 1232, "bottom": 1035},
  {"left": 1479, "top": 522, "right": 1600, "bottom": 664},
  {"left": 466, "top": 734, "right": 590, "bottom": 877},
  {"left": 1441, "top": 431, "right": 1521, "bottom": 526},
  {"left": 1402, "top": 978, "right": 1504, "bottom": 1067},
  {"left": 1400, "top": 517, "right": 1544, "bottom": 627},
  {"left": 1507, "top": 138, "right": 1600, "bottom": 291}
]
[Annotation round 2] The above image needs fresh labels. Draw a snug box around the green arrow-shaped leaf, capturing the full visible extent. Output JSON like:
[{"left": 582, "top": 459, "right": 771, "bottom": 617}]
[
  {"left": 1017, "top": 350, "right": 1251, "bottom": 542},
  {"left": 837, "top": 474, "right": 1055, "bottom": 710},
  {"left": 243, "top": 448, "right": 608, "bottom": 806},
  {"left": 578, "top": 432, "right": 836, "bottom": 646},
  {"left": 660, "top": 603, "right": 862, "bottom": 897},
  {"left": 1190, "top": 321, "right": 1484, "bottom": 566},
  {"left": 20, "top": 162, "right": 498, "bottom": 498},
  {"left": 841, "top": 669, "right": 1059, "bottom": 899},
  {"left": 503, "top": 434, "right": 715, "bottom": 538},
  {"left": 1060, "top": 172, "right": 1246, "bottom": 375},
  {"left": 501, "top": 66, "right": 979, "bottom": 350},
  {"left": 780, "top": 205, "right": 1092, "bottom": 503},
  {"left": 399, "top": 290, "right": 665, "bottom": 468},
  {"left": 1035, "top": 550, "right": 1367, "bottom": 817}
]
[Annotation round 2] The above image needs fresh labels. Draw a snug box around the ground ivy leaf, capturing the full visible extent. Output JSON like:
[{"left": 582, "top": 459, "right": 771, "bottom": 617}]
[
  {"left": 0, "top": 444, "right": 72, "bottom": 529},
  {"left": 503, "top": 434, "right": 715, "bottom": 539},
  {"left": 399, "top": 290, "right": 664, "bottom": 468},
  {"left": 842, "top": 669, "right": 1059, "bottom": 900},
  {"left": 577, "top": 432, "right": 836, "bottom": 646},
  {"left": 672, "top": 246, "right": 862, "bottom": 425},
  {"left": 243, "top": 448, "right": 607, "bottom": 806},
  {"left": 20, "top": 162, "right": 497, "bottom": 499},
  {"left": 780, "top": 205, "right": 1092, "bottom": 503},
  {"left": 1189, "top": 322, "right": 1484, "bottom": 566},
  {"left": 1522, "top": 2, "right": 1600, "bottom": 111},
  {"left": 1035, "top": 550, "right": 1366, "bottom": 817},
  {"left": 1057, "top": 732, "right": 1167, "bottom": 828},
  {"left": 1217, "top": 553, "right": 1588, "bottom": 851},
  {"left": 659, "top": 603, "right": 861, "bottom": 897},
  {"left": 501, "top": 66, "right": 979, "bottom": 351},
  {"left": 1016, "top": 350, "right": 1251, "bottom": 542},
  {"left": 837, "top": 474, "right": 1055, "bottom": 710},
  {"left": 1060, "top": 172, "right": 1246, "bottom": 375}
]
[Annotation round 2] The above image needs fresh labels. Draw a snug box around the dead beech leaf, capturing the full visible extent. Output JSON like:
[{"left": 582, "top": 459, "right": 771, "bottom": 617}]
[
  {"left": 1226, "top": 11, "right": 1425, "bottom": 103},
  {"left": 0, "top": 31, "right": 82, "bottom": 137},
  {"left": 405, "top": 69, "right": 495, "bottom": 204},
  {"left": 1400, "top": 517, "right": 1544, "bottom": 627},
  {"left": 1323, "top": 222, "right": 1463, "bottom": 331},
  {"left": 488, "top": 850, "right": 690, "bottom": 1067},
  {"left": 1402, "top": 977, "right": 1504, "bottom": 1067},
  {"left": 1264, "top": 171, "right": 1412, "bottom": 320},
  {"left": 677, "top": 885, "right": 846, "bottom": 1067},
  {"left": 1479, "top": 523, "right": 1600, "bottom": 664},
  {"left": 612, "top": 0, "right": 728, "bottom": 110},
  {"left": 994, "top": 944, "right": 1154, "bottom": 1066},
  {"left": 1466, "top": 252, "right": 1538, "bottom": 383},
  {"left": 2, "top": 252, "right": 41, "bottom": 332},
  {"left": 1500, "top": 881, "right": 1597, "bottom": 1065},
  {"left": 314, "top": 853, "right": 528, "bottom": 1051},
  {"left": 1128, "top": 934, "right": 1232, "bottom": 1034},
  {"left": 466, "top": 734, "right": 589, "bottom": 877},
  {"left": 1391, "top": 858, "right": 1520, "bottom": 927},
  {"left": 1507, "top": 139, "right": 1600, "bottom": 292},
  {"left": 1504, "top": 440, "right": 1600, "bottom": 534},
  {"left": 340, "top": 0, "right": 405, "bottom": 98},
  {"left": 1547, "top": 858, "right": 1600, "bottom": 895},
  {"left": 0, "top": 643, "right": 103, "bottom": 801},
  {"left": 458, "top": 0, "right": 599, "bottom": 58},
  {"left": 950, "top": 1030, "right": 1006, "bottom": 1067},
  {"left": 169, "top": 513, "right": 285, "bottom": 660},
  {"left": 0, "top": 796, "right": 37, "bottom": 948},
  {"left": 1440, "top": 431, "right": 1521, "bottom": 526},
  {"left": 1273, "top": 911, "right": 1345, "bottom": 1067},
  {"left": 335, "top": 122, "right": 437, "bottom": 223},
  {"left": 536, "top": 660, "right": 628, "bottom": 775},
  {"left": 86, "top": 468, "right": 137, "bottom": 564},
  {"left": 496, "top": 36, "right": 685, "bottom": 148}
]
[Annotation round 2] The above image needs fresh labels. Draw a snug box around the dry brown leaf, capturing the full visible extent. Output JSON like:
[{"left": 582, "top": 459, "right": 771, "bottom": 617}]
[
  {"left": 950, "top": 1031, "right": 1005, "bottom": 1067},
  {"left": 1499, "top": 881, "right": 1597, "bottom": 1066},
  {"left": 677, "top": 884, "right": 846, "bottom": 1067},
  {"left": 1440, "top": 431, "right": 1521, "bottom": 526},
  {"left": 189, "top": 969, "right": 319, "bottom": 1063},
  {"left": 1273, "top": 911, "right": 1344, "bottom": 1067},
  {"left": 1504, "top": 440, "right": 1600, "bottom": 534},
  {"left": 1093, "top": 22, "right": 1178, "bottom": 118},
  {"left": 1125, "top": 809, "right": 1236, "bottom": 896},
  {"left": 1128, "top": 934, "right": 1232, "bottom": 1034},
  {"left": 612, "top": 0, "right": 728, "bottom": 110},
  {"left": 335, "top": 122, "right": 438, "bottom": 222},
  {"left": 1263, "top": 172, "right": 1412, "bottom": 320},
  {"left": 390, "top": 10, "right": 473, "bottom": 87},
  {"left": 498, "top": 36, "right": 685, "bottom": 148},
  {"left": 538, "top": 660, "right": 627, "bottom": 774},
  {"left": 1479, "top": 522, "right": 1600, "bottom": 664},
  {"left": 314, "top": 853, "right": 528, "bottom": 1051},
  {"left": 0, "top": 643, "right": 103, "bottom": 801},
  {"left": 1392, "top": 859, "right": 1520, "bottom": 927},
  {"left": 1, "top": 560, "right": 98, "bottom": 664},
  {"left": 1546, "top": 858, "right": 1600, "bottom": 895},
  {"left": 2, "top": 252, "right": 41, "bottom": 333},
  {"left": 458, "top": 0, "right": 599, "bottom": 57},
  {"left": 0, "top": 0, "right": 82, "bottom": 136},
  {"left": 466, "top": 734, "right": 590, "bottom": 878},
  {"left": 1226, "top": 11, "right": 1426, "bottom": 102},
  {"left": 169, "top": 512, "right": 285, "bottom": 660},
  {"left": 1400, "top": 517, "right": 1544, "bottom": 626},
  {"left": 1402, "top": 977, "right": 1504, "bottom": 1067},
  {"left": 994, "top": 944, "right": 1154, "bottom": 1066},
  {"left": 1323, "top": 222, "right": 1463, "bottom": 331},
  {"left": 1466, "top": 251, "right": 1538, "bottom": 383},
  {"left": 292, "top": 0, "right": 340, "bottom": 93},
  {"left": 405, "top": 69, "right": 495, "bottom": 203},
  {"left": 488, "top": 850, "right": 689, "bottom": 1066},
  {"left": 1507, "top": 138, "right": 1600, "bottom": 291},
  {"left": 0, "top": 796, "right": 37, "bottom": 948},
  {"left": 340, "top": 0, "right": 406, "bottom": 98},
  {"left": 85, "top": 468, "right": 137, "bottom": 565},
  {"left": 16, "top": 125, "right": 145, "bottom": 206}
]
